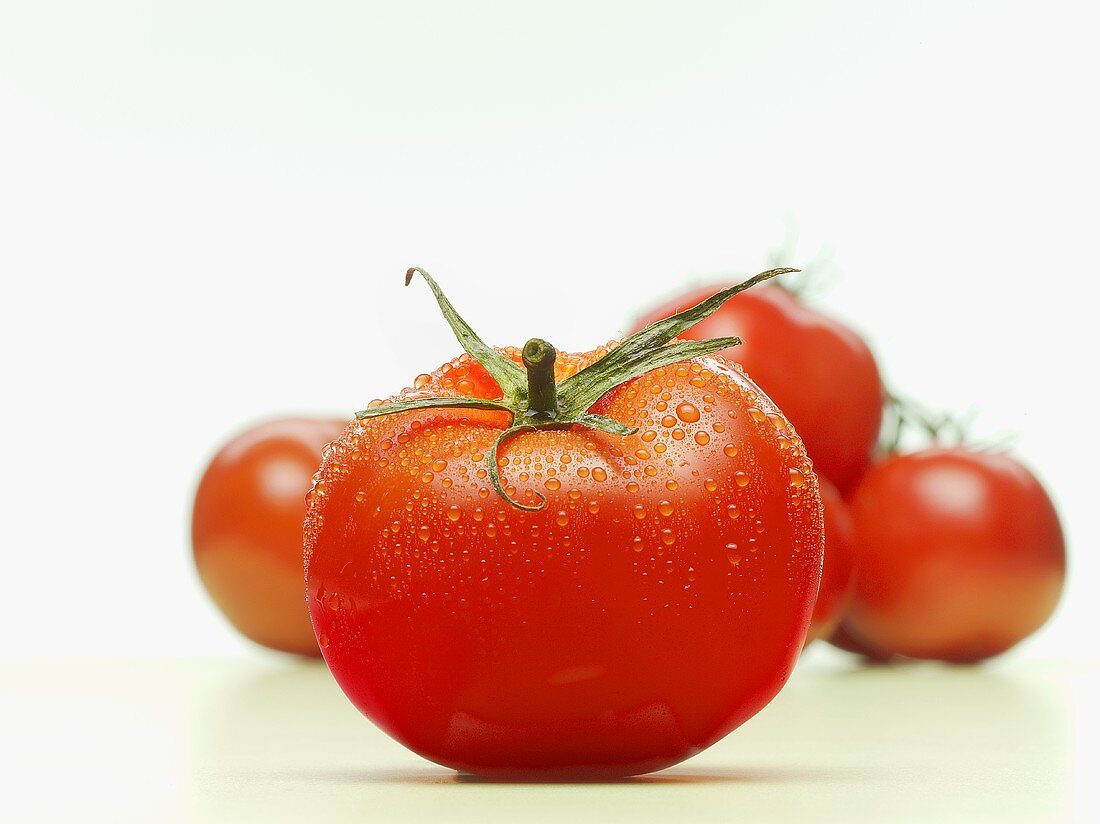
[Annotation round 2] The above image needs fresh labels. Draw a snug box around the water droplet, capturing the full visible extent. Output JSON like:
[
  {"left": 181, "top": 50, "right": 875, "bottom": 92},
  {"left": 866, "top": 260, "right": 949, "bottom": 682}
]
[
  {"left": 726, "top": 504, "right": 740, "bottom": 519},
  {"left": 413, "top": 373, "right": 431, "bottom": 389},
  {"left": 354, "top": 490, "right": 366, "bottom": 502},
  {"left": 626, "top": 481, "right": 640, "bottom": 494},
  {"left": 591, "top": 467, "right": 608, "bottom": 482},
  {"left": 665, "top": 480, "right": 678, "bottom": 491},
  {"left": 632, "top": 536, "right": 644, "bottom": 552},
  {"left": 676, "top": 402, "right": 700, "bottom": 423},
  {"left": 657, "top": 500, "right": 674, "bottom": 516},
  {"left": 725, "top": 545, "right": 741, "bottom": 566},
  {"left": 431, "top": 459, "right": 448, "bottom": 473},
  {"left": 319, "top": 632, "right": 331, "bottom": 648},
  {"left": 641, "top": 430, "right": 657, "bottom": 442},
  {"left": 704, "top": 478, "right": 718, "bottom": 492},
  {"left": 419, "top": 471, "right": 434, "bottom": 484},
  {"left": 632, "top": 504, "right": 647, "bottom": 520},
  {"left": 660, "top": 528, "right": 675, "bottom": 546},
  {"left": 766, "top": 413, "right": 787, "bottom": 430},
  {"left": 723, "top": 443, "right": 739, "bottom": 458},
  {"left": 391, "top": 521, "right": 401, "bottom": 533},
  {"left": 672, "top": 429, "right": 686, "bottom": 441},
  {"left": 734, "top": 471, "right": 750, "bottom": 487},
  {"left": 556, "top": 510, "right": 569, "bottom": 526},
  {"left": 789, "top": 468, "right": 806, "bottom": 488},
  {"left": 472, "top": 508, "right": 484, "bottom": 522},
  {"left": 545, "top": 478, "right": 561, "bottom": 491},
  {"left": 749, "top": 407, "right": 766, "bottom": 423},
  {"left": 446, "top": 505, "right": 462, "bottom": 522},
  {"left": 694, "top": 431, "right": 710, "bottom": 446},
  {"left": 418, "top": 525, "right": 430, "bottom": 541},
  {"left": 587, "top": 500, "right": 600, "bottom": 514},
  {"left": 661, "top": 415, "right": 677, "bottom": 428}
]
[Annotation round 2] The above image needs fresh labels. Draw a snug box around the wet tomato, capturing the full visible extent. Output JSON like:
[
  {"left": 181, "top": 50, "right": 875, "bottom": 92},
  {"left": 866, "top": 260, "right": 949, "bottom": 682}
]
[
  {"left": 838, "top": 448, "right": 1065, "bottom": 662},
  {"left": 304, "top": 268, "right": 824, "bottom": 778},
  {"left": 634, "top": 282, "right": 883, "bottom": 493},
  {"left": 193, "top": 418, "right": 345, "bottom": 655}
]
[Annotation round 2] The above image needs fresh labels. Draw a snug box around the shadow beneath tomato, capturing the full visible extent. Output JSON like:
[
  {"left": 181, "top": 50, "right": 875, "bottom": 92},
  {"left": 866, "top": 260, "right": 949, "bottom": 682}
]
[
  {"left": 281, "top": 764, "right": 844, "bottom": 786},
  {"left": 448, "top": 765, "right": 841, "bottom": 786}
]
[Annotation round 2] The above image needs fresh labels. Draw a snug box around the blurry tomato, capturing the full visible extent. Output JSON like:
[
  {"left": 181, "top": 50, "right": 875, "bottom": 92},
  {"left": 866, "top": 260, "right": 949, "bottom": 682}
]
[
  {"left": 827, "top": 623, "right": 894, "bottom": 661},
  {"left": 192, "top": 418, "right": 345, "bottom": 655},
  {"left": 839, "top": 448, "right": 1065, "bottom": 662},
  {"left": 805, "top": 477, "right": 857, "bottom": 645},
  {"left": 634, "top": 283, "right": 883, "bottom": 493}
]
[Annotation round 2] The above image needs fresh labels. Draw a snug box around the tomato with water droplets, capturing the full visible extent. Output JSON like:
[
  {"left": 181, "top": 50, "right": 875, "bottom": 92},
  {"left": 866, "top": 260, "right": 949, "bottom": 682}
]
[
  {"left": 634, "top": 282, "right": 883, "bottom": 493},
  {"left": 192, "top": 417, "right": 345, "bottom": 655},
  {"left": 304, "top": 268, "right": 824, "bottom": 778},
  {"left": 307, "top": 340, "right": 827, "bottom": 776}
]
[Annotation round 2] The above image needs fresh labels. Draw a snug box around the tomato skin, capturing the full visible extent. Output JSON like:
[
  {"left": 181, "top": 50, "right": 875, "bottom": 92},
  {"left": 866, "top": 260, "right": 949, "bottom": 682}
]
[
  {"left": 840, "top": 448, "right": 1065, "bottom": 663},
  {"left": 634, "top": 284, "right": 883, "bottom": 493},
  {"left": 804, "top": 478, "right": 857, "bottom": 645},
  {"left": 305, "top": 348, "right": 824, "bottom": 778},
  {"left": 192, "top": 418, "right": 346, "bottom": 656}
]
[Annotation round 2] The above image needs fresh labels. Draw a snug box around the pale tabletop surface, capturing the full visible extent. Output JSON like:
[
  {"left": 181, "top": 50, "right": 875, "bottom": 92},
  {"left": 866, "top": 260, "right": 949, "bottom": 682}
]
[{"left": 3, "top": 655, "right": 1096, "bottom": 823}]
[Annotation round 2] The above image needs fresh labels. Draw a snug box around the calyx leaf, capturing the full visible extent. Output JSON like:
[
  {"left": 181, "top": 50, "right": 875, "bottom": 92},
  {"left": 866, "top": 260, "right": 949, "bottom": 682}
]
[{"left": 354, "top": 266, "right": 796, "bottom": 509}]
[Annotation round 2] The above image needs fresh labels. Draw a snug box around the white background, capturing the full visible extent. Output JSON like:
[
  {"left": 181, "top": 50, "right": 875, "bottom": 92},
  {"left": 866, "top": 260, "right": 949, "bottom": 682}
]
[{"left": 1, "top": 1, "right": 1096, "bottom": 661}]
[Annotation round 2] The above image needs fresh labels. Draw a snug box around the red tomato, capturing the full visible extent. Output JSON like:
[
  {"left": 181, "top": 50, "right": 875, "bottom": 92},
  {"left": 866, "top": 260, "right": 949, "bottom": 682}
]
[
  {"left": 634, "top": 284, "right": 883, "bottom": 493},
  {"left": 804, "top": 477, "right": 857, "bottom": 645},
  {"left": 305, "top": 336, "right": 824, "bottom": 777},
  {"left": 193, "top": 418, "right": 345, "bottom": 656},
  {"left": 838, "top": 448, "right": 1065, "bottom": 662}
]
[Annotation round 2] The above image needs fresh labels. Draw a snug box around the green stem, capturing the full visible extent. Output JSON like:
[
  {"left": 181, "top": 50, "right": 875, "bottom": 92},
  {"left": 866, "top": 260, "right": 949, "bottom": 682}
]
[
  {"left": 522, "top": 338, "right": 558, "bottom": 421},
  {"left": 362, "top": 265, "right": 798, "bottom": 511}
]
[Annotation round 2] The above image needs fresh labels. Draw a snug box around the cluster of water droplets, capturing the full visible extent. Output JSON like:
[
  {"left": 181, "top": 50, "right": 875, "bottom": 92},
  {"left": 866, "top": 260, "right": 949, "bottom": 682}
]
[{"left": 304, "top": 350, "right": 821, "bottom": 615}]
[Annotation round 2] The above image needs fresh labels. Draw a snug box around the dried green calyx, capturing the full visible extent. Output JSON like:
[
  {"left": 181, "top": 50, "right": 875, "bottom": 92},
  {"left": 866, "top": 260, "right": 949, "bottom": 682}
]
[{"left": 357, "top": 266, "right": 796, "bottom": 510}]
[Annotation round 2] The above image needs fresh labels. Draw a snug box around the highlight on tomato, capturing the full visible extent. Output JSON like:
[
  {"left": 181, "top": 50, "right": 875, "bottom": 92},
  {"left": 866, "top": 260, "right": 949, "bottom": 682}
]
[
  {"left": 192, "top": 417, "right": 345, "bottom": 656},
  {"left": 632, "top": 275, "right": 884, "bottom": 494},
  {"left": 834, "top": 445, "right": 1065, "bottom": 663},
  {"left": 304, "top": 267, "right": 826, "bottom": 778}
]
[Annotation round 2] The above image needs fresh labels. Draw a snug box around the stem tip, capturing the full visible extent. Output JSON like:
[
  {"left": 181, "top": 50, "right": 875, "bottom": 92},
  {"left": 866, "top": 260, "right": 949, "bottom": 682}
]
[{"left": 522, "top": 338, "right": 556, "bottom": 369}]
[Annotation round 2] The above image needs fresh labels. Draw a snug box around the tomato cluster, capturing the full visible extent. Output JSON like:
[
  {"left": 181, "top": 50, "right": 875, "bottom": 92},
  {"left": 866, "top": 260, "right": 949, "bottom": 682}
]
[
  {"left": 191, "top": 262, "right": 1065, "bottom": 778},
  {"left": 635, "top": 279, "right": 1065, "bottom": 665}
]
